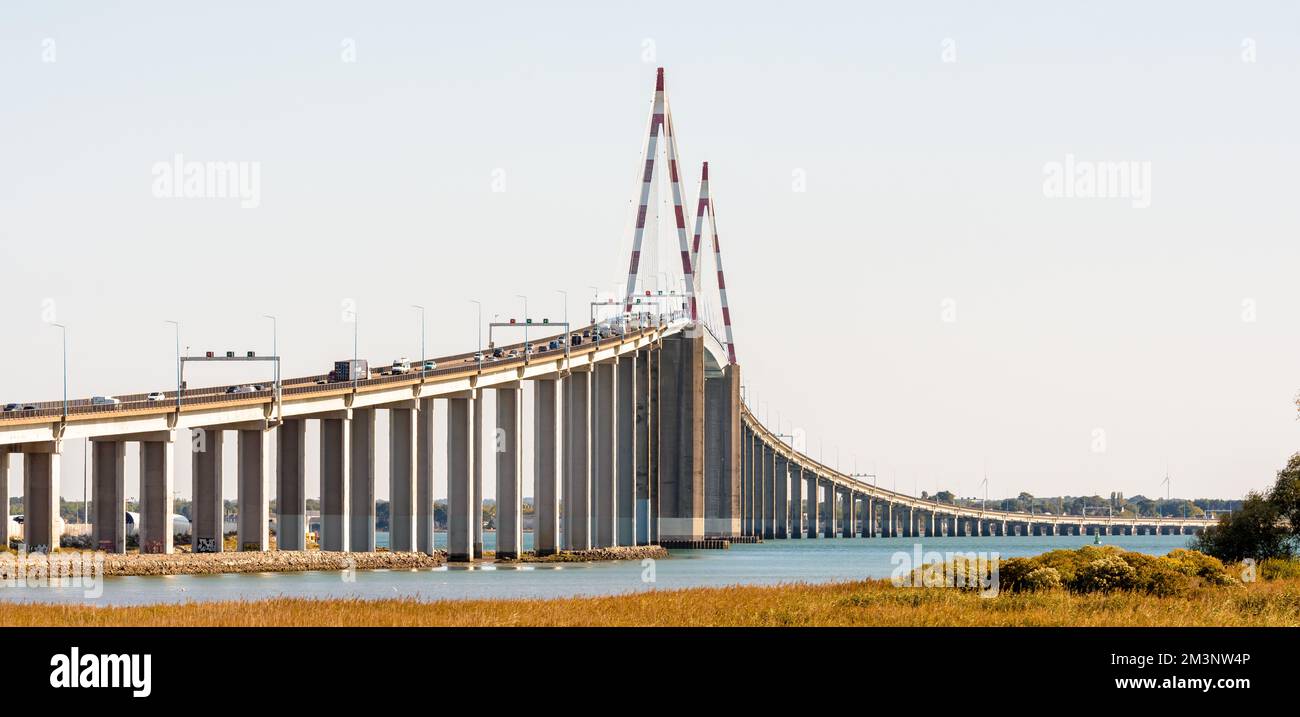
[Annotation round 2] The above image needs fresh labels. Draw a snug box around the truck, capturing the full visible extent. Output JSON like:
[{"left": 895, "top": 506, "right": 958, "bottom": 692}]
[{"left": 330, "top": 359, "right": 369, "bottom": 382}]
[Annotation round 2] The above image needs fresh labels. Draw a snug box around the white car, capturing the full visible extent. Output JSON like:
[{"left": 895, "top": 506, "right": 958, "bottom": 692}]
[
  {"left": 91, "top": 396, "right": 121, "bottom": 405},
  {"left": 146, "top": 392, "right": 166, "bottom": 401},
  {"left": 225, "top": 385, "right": 256, "bottom": 395},
  {"left": 390, "top": 358, "right": 411, "bottom": 375}
]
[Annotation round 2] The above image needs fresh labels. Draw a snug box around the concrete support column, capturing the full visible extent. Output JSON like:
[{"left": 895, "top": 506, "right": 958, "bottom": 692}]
[
  {"left": 389, "top": 406, "right": 418, "bottom": 552},
  {"left": 319, "top": 416, "right": 350, "bottom": 552},
  {"left": 138, "top": 437, "right": 175, "bottom": 554},
  {"left": 348, "top": 408, "right": 376, "bottom": 552},
  {"left": 192, "top": 428, "right": 224, "bottom": 553},
  {"left": 617, "top": 355, "right": 636, "bottom": 546},
  {"left": 646, "top": 347, "right": 660, "bottom": 545},
  {"left": 637, "top": 348, "right": 655, "bottom": 542},
  {"left": 822, "top": 481, "right": 836, "bottom": 538},
  {"left": 658, "top": 332, "right": 704, "bottom": 541},
  {"left": 416, "top": 398, "right": 436, "bottom": 555},
  {"left": 863, "top": 498, "right": 873, "bottom": 537},
  {"left": 790, "top": 465, "right": 803, "bottom": 538},
  {"left": 704, "top": 364, "right": 742, "bottom": 538},
  {"left": 843, "top": 491, "right": 855, "bottom": 538},
  {"left": 760, "top": 445, "right": 774, "bottom": 538},
  {"left": 276, "top": 419, "right": 306, "bottom": 551},
  {"left": 22, "top": 451, "right": 60, "bottom": 553},
  {"left": 805, "top": 472, "right": 819, "bottom": 538},
  {"left": 237, "top": 429, "right": 270, "bottom": 551},
  {"left": 495, "top": 385, "right": 523, "bottom": 559},
  {"left": 592, "top": 360, "right": 617, "bottom": 548},
  {"left": 564, "top": 371, "right": 592, "bottom": 550},
  {"left": 91, "top": 440, "right": 126, "bottom": 553},
  {"left": 740, "top": 429, "right": 752, "bottom": 536},
  {"left": 0, "top": 452, "right": 9, "bottom": 547},
  {"left": 472, "top": 395, "right": 484, "bottom": 558},
  {"left": 447, "top": 395, "right": 475, "bottom": 561},
  {"left": 774, "top": 454, "right": 789, "bottom": 539},
  {"left": 533, "top": 378, "right": 561, "bottom": 556}
]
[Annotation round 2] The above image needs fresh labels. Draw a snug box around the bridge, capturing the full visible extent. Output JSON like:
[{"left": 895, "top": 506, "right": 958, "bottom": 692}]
[{"left": 0, "top": 69, "right": 1213, "bottom": 557}]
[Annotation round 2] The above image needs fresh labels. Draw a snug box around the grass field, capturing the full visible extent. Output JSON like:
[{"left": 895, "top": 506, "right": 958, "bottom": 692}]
[{"left": 4, "top": 575, "right": 1300, "bottom": 627}]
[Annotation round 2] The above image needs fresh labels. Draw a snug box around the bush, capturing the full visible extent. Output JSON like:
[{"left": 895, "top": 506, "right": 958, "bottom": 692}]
[
  {"left": 1072, "top": 555, "right": 1138, "bottom": 593},
  {"left": 1021, "top": 566, "right": 1062, "bottom": 591},
  {"left": 1258, "top": 558, "right": 1300, "bottom": 581},
  {"left": 997, "top": 557, "right": 1038, "bottom": 593},
  {"left": 1165, "top": 548, "right": 1233, "bottom": 585}
]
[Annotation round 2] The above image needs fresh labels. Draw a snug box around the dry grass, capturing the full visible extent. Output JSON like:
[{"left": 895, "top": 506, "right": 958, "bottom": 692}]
[{"left": 4, "top": 576, "right": 1300, "bottom": 627}]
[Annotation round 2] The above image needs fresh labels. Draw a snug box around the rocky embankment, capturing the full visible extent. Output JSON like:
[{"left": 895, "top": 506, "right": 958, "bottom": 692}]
[
  {"left": 505, "top": 545, "right": 669, "bottom": 563},
  {"left": 96, "top": 550, "right": 445, "bottom": 577}
]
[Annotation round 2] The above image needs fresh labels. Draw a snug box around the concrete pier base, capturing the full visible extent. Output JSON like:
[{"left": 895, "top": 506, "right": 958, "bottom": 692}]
[
  {"left": 92, "top": 440, "right": 126, "bottom": 553},
  {"left": 447, "top": 395, "right": 476, "bottom": 562},
  {"left": 276, "top": 420, "right": 306, "bottom": 551},
  {"left": 349, "top": 408, "right": 376, "bottom": 553},
  {"left": 533, "top": 378, "right": 561, "bottom": 556},
  {"left": 657, "top": 332, "right": 704, "bottom": 542},
  {"left": 22, "top": 451, "right": 60, "bottom": 553},
  {"left": 495, "top": 385, "right": 523, "bottom": 560},
  {"left": 138, "top": 437, "right": 174, "bottom": 554},
  {"left": 319, "top": 417, "right": 350, "bottom": 552},
  {"left": 416, "top": 398, "right": 436, "bottom": 555},
  {"left": 617, "top": 355, "right": 636, "bottom": 546},
  {"left": 237, "top": 429, "right": 270, "bottom": 551},
  {"left": 192, "top": 428, "right": 224, "bottom": 553},
  {"left": 388, "top": 406, "right": 418, "bottom": 553},
  {"left": 472, "top": 394, "right": 484, "bottom": 559},
  {"left": 806, "top": 473, "right": 818, "bottom": 538},
  {"left": 592, "top": 361, "right": 617, "bottom": 548},
  {"left": 564, "top": 371, "right": 592, "bottom": 550}
]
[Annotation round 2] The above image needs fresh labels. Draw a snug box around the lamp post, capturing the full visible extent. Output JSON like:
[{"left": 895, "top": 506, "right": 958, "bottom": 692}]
[
  {"left": 51, "top": 322, "right": 67, "bottom": 419},
  {"left": 515, "top": 294, "right": 529, "bottom": 352},
  {"left": 555, "top": 290, "right": 569, "bottom": 360},
  {"left": 469, "top": 300, "right": 482, "bottom": 371},
  {"left": 262, "top": 313, "right": 277, "bottom": 387},
  {"left": 165, "top": 320, "right": 181, "bottom": 413},
  {"left": 410, "top": 304, "right": 425, "bottom": 375}
]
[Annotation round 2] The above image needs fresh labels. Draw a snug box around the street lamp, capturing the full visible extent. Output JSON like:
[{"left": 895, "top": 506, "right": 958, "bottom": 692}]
[
  {"left": 165, "top": 320, "right": 181, "bottom": 413},
  {"left": 469, "top": 300, "right": 482, "bottom": 370},
  {"left": 50, "top": 322, "right": 67, "bottom": 419},
  {"left": 262, "top": 314, "right": 277, "bottom": 390},
  {"left": 410, "top": 304, "right": 426, "bottom": 374}
]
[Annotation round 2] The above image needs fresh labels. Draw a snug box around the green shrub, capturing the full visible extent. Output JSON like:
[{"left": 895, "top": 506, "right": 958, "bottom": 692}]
[
  {"left": 1021, "top": 566, "right": 1062, "bottom": 591},
  {"left": 997, "top": 557, "right": 1037, "bottom": 593},
  {"left": 1072, "top": 555, "right": 1138, "bottom": 593},
  {"left": 1258, "top": 558, "right": 1300, "bottom": 581}
]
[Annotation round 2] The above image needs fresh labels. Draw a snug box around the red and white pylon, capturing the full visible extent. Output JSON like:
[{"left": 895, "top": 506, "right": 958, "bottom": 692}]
[
  {"left": 692, "top": 161, "right": 738, "bottom": 364},
  {"left": 622, "top": 68, "right": 698, "bottom": 321}
]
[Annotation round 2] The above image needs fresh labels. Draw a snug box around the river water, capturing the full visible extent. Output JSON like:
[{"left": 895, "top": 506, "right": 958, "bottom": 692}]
[{"left": 0, "top": 532, "right": 1196, "bottom": 606}]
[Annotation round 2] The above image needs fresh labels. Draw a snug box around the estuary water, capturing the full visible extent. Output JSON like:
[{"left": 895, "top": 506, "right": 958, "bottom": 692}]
[{"left": 0, "top": 533, "right": 1196, "bottom": 606}]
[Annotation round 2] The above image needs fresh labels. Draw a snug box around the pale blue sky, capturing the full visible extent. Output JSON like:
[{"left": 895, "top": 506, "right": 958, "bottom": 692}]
[{"left": 2, "top": 1, "right": 1298, "bottom": 504}]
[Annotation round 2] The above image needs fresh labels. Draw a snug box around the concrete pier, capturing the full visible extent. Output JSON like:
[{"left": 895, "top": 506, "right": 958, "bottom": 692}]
[
  {"left": 192, "top": 428, "right": 224, "bottom": 553},
  {"left": 533, "top": 378, "right": 561, "bottom": 556},
  {"left": 319, "top": 415, "right": 350, "bottom": 552},
  {"left": 237, "top": 428, "right": 270, "bottom": 551},
  {"left": 447, "top": 395, "right": 476, "bottom": 562},
  {"left": 472, "top": 393, "right": 484, "bottom": 559},
  {"left": 617, "top": 355, "right": 636, "bottom": 546},
  {"left": 564, "top": 370, "right": 592, "bottom": 550},
  {"left": 741, "top": 428, "right": 752, "bottom": 536},
  {"left": 91, "top": 440, "right": 126, "bottom": 553},
  {"left": 774, "top": 454, "right": 789, "bottom": 539},
  {"left": 822, "top": 480, "right": 835, "bottom": 538},
  {"left": 137, "top": 436, "right": 174, "bottom": 554},
  {"left": 634, "top": 349, "right": 654, "bottom": 545},
  {"left": 416, "top": 398, "right": 436, "bottom": 554},
  {"left": 349, "top": 408, "right": 376, "bottom": 553},
  {"left": 805, "top": 472, "right": 818, "bottom": 538},
  {"left": 704, "top": 364, "right": 741, "bottom": 537},
  {"left": 0, "top": 452, "right": 8, "bottom": 547},
  {"left": 842, "top": 490, "right": 855, "bottom": 538},
  {"left": 657, "top": 332, "right": 705, "bottom": 541},
  {"left": 592, "top": 360, "right": 617, "bottom": 548},
  {"left": 388, "top": 405, "right": 418, "bottom": 553},
  {"left": 276, "top": 419, "right": 306, "bottom": 551},
  {"left": 22, "top": 450, "right": 60, "bottom": 553},
  {"left": 790, "top": 464, "right": 803, "bottom": 538},
  {"left": 495, "top": 385, "right": 523, "bottom": 559},
  {"left": 760, "top": 445, "right": 774, "bottom": 538}
]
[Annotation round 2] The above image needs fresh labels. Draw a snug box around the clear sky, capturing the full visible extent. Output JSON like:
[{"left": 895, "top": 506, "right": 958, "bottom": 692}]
[{"left": 2, "top": 1, "right": 1298, "bottom": 506}]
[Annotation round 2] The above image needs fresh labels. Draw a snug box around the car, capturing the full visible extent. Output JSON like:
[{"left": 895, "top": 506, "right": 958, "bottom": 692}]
[
  {"left": 3, "top": 403, "right": 20, "bottom": 412},
  {"left": 422, "top": 360, "right": 436, "bottom": 371},
  {"left": 390, "top": 358, "right": 411, "bottom": 375},
  {"left": 315, "top": 379, "right": 328, "bottom": 385},
  {"left": 225, "top": 385, "right": 255, "bottom": 395},
  {"left": 548, "top": 340, "right": 559, "bottom": 350},
  {"left": 492, "top": 348, "right": 504, "bottom": 359},
  {"left": 91, "top": 396, "right": 121, "bottom": 406},
  {"left": 252, "top": 384, "right": 269, "bottom": 391},
  {"left": 146, "top": 392, "right": 166, "bottom": 401}
]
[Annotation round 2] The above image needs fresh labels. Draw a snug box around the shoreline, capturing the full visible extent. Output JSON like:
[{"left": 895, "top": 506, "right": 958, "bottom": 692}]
[{"left": 2, "top": 544, "right": 668, "bottom": 578}]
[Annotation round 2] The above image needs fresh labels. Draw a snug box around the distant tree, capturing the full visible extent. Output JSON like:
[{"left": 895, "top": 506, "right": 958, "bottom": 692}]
[{"left": 1194, "top": 453, "right": 1300, "bottom": 562}]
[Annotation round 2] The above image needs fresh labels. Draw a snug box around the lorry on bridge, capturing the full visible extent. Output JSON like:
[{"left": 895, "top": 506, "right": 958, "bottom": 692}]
[{"left": 329, "top": 359, "right": 369, "bottom": 382}]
